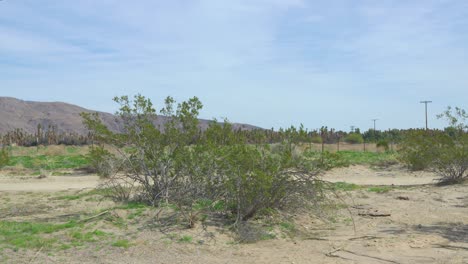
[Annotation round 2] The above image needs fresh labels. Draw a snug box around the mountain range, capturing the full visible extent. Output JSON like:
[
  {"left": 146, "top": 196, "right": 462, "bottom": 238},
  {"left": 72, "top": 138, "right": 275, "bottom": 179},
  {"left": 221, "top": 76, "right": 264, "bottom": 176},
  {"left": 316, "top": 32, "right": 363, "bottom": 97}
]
[{"left": 0, "top": 97, "right": 261, "bottom": 135}]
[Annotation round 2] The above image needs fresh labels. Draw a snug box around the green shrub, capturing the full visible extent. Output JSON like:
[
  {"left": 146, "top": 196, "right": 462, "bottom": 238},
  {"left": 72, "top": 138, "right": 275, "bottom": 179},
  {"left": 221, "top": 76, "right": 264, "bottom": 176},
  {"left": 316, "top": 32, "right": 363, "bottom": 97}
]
[
  {"left": 303, "top": 151, "right": 350, "bottom": 170},
  {"left": 399, "top": 106, "right": 468, "bottom": 184},
  {"left": 433, "top": 133, "right": 468, "bottom": 184},
  {"left": 87, "top": 145, "right": 119, "bottom": 177},
  {"left": 376, "top": 140, "right": 389, "bottom": 151},
  {"left": 83, "top": 95, "right": 324, "bottom": 228},
  {"left": 344, "top": 133, "right": 364, "bottom": 144},
  {"left": 0, "top": 147, "right": 10, "bottom": 168},
  {"left": 310, "top": 136, "right": 322, "bottom": 144},
  {"left": 398, "top": 130, "right": 445, "bottom": 171}
]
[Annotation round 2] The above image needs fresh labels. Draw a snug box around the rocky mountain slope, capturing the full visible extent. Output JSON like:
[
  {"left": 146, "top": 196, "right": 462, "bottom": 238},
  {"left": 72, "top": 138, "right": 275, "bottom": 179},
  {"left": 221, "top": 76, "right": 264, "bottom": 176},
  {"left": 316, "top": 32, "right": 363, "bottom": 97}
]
[{"left": 0, "top": 97, "right": 261, "bottom": 135}]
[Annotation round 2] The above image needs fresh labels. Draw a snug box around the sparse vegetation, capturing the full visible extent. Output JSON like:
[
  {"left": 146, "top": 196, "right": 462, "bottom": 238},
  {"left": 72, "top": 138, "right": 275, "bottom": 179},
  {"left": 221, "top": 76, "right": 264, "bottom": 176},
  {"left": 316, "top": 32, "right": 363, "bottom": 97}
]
[
  {"left": 7, "top": 155, "right": 90, "bottom": 170},
  {"left": 0, "top": 147, "right": 10, "bottom": 168},
  {"left": 338, "top": 151, "right": 398, "bottom": 166},
  {"left": 303, "top": 150, "right": 350, "bottom": 170},
  {"left": 111, "top": 239, "right": 131, "bottom": 248},
  {"left": 399, "top": 106, "right": 468, "bottom": 184},
  {"left": 332, "top": 182, "right": 360, "bottom": 191},
  {"left": 87, "top": 145, "right": 120, "bottom": 177},
  {"left": 344, "top": 133, "right": 364, "bottom": 144},
  {"left": 367, "top": 186, "right": 392, "bottom": 193},
  {"left": 0, "top": 221, "right": 77, "bottom": 250},
  {"left": 82, "top": 95, "right": 325, "bottom": 231},
  {"left": 376, "top": 139, "right": 390, "bottom": 151}
]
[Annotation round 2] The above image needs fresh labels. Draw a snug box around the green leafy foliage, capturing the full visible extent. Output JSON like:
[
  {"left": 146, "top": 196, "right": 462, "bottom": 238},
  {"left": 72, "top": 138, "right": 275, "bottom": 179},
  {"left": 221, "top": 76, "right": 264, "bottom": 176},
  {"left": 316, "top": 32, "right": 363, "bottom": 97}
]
[
  {"left": 8, "top": 155, "right": 89, "bottom": 170},
  {"left": 344, "top": 133, "right": 364, "bottom": 144},
  {"left": 0, "top": 221, "right": 76, "bottom": 250},
  {"left": 399, "top": 106, "right": 468, "bottom": 184},
  {"left": 303, "top": 151, "right": 350, "bottom": 170},
  {"left": 398, "top": 130, "right": 446, "bottom": 171},
  {"left": 111, "top": 239, "right": 131, "bottom": 248},
  {"left": 332, "top": 182, "right": 360, "bottom": 191},
  {"left": 87, "top": 145, "right": 119, "bottom": 177},
  {"left": 432, "top": 133, "right": 468, "bottom": 184},
  {"left": 338, "top": 151, "right": 398, "bottom": 166},
  {"left": 0, "top": 147, "right": 10, "bottom": 168},
  {"left": 82, "top": 95, "right": 323, "bottom": 229},
  {"left": 376, "top": 140, "right": 390, "bottom": 151}
]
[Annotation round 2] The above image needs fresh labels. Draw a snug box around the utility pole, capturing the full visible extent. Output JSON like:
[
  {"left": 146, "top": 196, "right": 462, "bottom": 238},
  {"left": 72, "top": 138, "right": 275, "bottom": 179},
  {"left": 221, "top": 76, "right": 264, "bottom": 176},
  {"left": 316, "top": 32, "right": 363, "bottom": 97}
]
[
  {"left": 371, "top": 119, "right": 378, "bottom": 131},
  {"left": 420, "top": 101, "right": 432, "bottom": 130}
]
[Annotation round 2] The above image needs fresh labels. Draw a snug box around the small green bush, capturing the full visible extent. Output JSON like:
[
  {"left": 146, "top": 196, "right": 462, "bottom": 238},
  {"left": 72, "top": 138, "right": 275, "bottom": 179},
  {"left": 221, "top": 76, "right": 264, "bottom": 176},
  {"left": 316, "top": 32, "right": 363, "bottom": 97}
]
[
  {"left": 112, "top": 239, "right": 131, "bottom": 248},
  {"left": 0, "top": 147, "right": 10, "bottom": 168},
  {"left": 87, "top": 145, "right": 119, "bottom": 177},
  {"left": 398, "top": 113, "right": 467, "bottom": 184},
  {"left": 304, "top": 151, "right": 350, "bottom": 170},
  {"left": 310, "top": 136, "right": 322, "bottom": 144},
  {"left": 376, "top": 140, "right": 389, "bottom": 151},
  {"left": 433, "top": 133, "right": 468, "bottom": 184},
  {"left": 398, "top": 130, "right": 446, "bottom": 171},
  {"left": 344, "top": 133, "right": 364, "bottom": 144}
]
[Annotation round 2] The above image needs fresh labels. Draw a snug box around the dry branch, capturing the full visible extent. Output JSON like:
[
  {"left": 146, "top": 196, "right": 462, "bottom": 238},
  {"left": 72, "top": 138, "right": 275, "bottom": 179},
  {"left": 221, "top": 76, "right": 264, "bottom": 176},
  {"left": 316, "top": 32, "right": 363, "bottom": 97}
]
[
  {"left": 78, "top": 210, "right": 110, "bottom": 223},
  {"left": 358, "top": 211, "right": 391, "bottom": 217}
]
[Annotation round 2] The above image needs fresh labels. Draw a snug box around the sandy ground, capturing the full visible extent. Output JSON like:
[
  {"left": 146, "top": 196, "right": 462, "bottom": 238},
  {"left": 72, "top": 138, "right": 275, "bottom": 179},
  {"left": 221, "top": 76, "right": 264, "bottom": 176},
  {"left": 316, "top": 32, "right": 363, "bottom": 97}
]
[
  {"left": 323, "top": 165, "right": 439, "bottom": 185},
  {"left": 0, "top": 174, "right": 101, "bottom": 192},
  {"left": 0, "top": 166, "right": 467, "bottom": 264},
  {"left": 0, "top": 165, "right": 437, "bottom": 193}
]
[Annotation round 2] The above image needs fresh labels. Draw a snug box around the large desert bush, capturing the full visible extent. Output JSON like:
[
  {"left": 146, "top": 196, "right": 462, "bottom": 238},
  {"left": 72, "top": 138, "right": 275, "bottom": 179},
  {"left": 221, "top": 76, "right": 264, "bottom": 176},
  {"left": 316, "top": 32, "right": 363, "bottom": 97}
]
[
  {"left": 399, "top": 106, "right": 468, "bottom": 184},
  {"left": 82, "top": 95, "right": 323, "bottom": 228},
  {"left": 398, "top": 130, "right": 444, "bottom": 171}
]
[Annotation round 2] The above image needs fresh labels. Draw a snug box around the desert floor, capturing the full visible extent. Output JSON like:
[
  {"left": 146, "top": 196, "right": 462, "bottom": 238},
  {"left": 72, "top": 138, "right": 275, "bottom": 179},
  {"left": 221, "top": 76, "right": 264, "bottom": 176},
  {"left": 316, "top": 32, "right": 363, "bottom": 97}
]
[{"left": 1, "top": 165, "right": 467, "bottom": 264}]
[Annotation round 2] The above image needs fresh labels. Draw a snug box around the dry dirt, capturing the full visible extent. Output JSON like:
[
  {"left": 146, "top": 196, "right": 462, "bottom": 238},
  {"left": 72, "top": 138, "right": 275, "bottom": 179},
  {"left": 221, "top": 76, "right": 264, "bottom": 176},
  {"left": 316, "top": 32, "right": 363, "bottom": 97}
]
[{"left": 0, "top": 166, "right": 467, "bottom": 264}]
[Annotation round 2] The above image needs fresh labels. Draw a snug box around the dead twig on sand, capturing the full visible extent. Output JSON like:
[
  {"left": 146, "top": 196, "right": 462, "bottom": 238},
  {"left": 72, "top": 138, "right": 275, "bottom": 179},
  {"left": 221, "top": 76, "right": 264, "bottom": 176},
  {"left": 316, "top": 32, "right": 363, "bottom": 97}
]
[
  {"left": 434, "top": 244, "right": 468, "bottom": 251},
  {"left": 358, "top": 211, "right": 391, "bottom": 217},
  {"left": 326, "top": 248, "right": 400, "bottom": 264},
  {"left": 78, "top": 210, "right": 110, "bottom": 223},
  {"left": 348, "top": 235, "right": 383, "bottom": 241},
  {"left": 29, "top": 246, "right": 43, "bottom": 264}
]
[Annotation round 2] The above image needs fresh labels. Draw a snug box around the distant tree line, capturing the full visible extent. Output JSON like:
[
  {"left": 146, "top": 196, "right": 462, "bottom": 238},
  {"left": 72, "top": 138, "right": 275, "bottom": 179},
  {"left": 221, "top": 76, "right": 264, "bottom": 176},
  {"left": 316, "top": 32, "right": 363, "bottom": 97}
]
[
  {"left": 0, "top": 119, "right": 461, "bottom": 147},
  {"left": 0, "top": 124, "right": 91, "bottom": 146}
]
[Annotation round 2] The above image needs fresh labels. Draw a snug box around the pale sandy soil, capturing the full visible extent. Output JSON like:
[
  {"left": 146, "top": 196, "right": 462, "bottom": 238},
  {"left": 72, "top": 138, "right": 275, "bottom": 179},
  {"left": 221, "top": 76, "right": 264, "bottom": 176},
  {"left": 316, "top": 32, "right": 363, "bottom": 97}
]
[
  {"left": 0, "top": 174, "right": 101, "bottom": 192},
  {"left": 323, "top": 164, "right": 439, "bottom": 185},
  {"left": 0, "top": 166, "right": 467, "bottom": 264}
]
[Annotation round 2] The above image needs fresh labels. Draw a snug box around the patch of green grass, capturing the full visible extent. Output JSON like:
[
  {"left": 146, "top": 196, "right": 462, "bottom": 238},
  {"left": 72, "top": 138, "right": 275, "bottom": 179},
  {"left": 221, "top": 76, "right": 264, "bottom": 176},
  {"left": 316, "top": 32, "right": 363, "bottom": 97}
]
[
  {"left": 260, "top": 233, "right": 276, "bottom": 240},
  {"left": 338, "top": 151, "right": 398, "bottom": 166},
  {"left": 55, "top": 195, "right": 81, "bottom": 201},
  {"left": 65, "top": 146, "right": 79, "bottom": 154},
  {"left": 115, "top": 201, "right": 148, "bottom": 210},
  {"left": 332, "top": 182, "right": 361, "bottom": 191},
  {"left": 279, "top": 222, "right": 295, "bottom": 232},
  {"left": 8, "top": 155, "right": 90, "bottom": 170},
  {"left": 127, "top": 208, "right": 145, "bottom": 220},
  {"left": 0, "top": 221, "right": 77, "bottom": 250},
  {"left": 367, "top": 186, "right": 392, "bottom": 193},
  {"left": 178, "top": 235, "right": 193, "bottom": 243},
  {"left": 69, "top": 229, "right": 108, "bottom": 244},
  {"left": 112, "top": 239, "right": 131, "bottom": 248}
]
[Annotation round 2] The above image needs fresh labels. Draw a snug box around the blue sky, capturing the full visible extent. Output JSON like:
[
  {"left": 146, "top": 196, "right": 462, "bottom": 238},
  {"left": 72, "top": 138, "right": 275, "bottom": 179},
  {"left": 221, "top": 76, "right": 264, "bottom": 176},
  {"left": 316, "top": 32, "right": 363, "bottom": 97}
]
[{"left": 1, "top": 0, "right": 467, "bottom": 131}]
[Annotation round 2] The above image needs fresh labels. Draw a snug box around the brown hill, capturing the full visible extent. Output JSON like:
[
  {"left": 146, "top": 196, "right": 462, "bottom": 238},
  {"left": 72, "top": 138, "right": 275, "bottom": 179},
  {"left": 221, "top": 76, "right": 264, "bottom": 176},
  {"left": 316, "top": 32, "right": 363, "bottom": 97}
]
[{"left": 0, "top": 97, "right": 261, "bottom": 135}]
